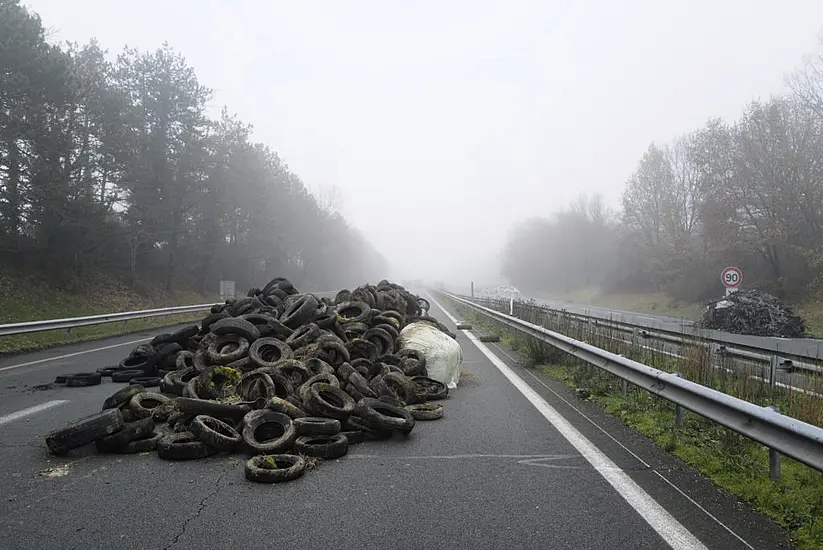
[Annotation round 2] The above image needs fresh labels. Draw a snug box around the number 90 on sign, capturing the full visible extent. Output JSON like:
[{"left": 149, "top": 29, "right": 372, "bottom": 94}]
[{"left": 721, "top": 266, "right": 742, "bottom": 288}]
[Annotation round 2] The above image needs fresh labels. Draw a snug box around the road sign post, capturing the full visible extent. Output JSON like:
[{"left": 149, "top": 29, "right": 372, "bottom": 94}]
[{"left": 721, "top": 266, "right": 742, "bottom": 296}]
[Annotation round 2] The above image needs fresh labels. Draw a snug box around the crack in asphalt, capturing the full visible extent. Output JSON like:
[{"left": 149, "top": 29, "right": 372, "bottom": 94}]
[{"left": 164, "top": 468, "right": 230, "bottom": 550}]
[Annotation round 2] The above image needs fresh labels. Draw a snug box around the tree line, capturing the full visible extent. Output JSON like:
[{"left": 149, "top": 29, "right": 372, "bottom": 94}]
[
  {"left": 0, "top": 0, "right": 387, "bottom": 294},
  {"left": 503, "top": 40, "right": 823, "bottom": 303}
]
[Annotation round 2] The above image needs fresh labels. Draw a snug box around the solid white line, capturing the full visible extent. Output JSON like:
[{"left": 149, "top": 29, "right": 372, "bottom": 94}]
[
  {"left": 0, "top": 400, "right": 69, "bottom": 426},
  {"left": 427, "top": 292, "right": 707, "bottom": 550},
  {"left": 0, "top": 337, "right": 151, "bottom": 373}
]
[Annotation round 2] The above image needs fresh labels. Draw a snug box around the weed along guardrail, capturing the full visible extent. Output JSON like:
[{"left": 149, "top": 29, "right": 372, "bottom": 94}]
[
  {"left": 439, "top": 291, "right": 823, "bottom": 477},
  {"left": 0, "top": 304, "right": 217, "bottom": 339},
  {"left": 470, "top": 295, "right": 823, "bottom": 380}
]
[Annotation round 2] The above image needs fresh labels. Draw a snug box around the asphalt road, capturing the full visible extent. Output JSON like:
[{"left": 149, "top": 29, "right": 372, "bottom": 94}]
[
  {"left": 0, "top": 304, "right": 795, "bottom": 549},
  {"left": 532, "top": 297, "right": 823, "bottom": 361}
]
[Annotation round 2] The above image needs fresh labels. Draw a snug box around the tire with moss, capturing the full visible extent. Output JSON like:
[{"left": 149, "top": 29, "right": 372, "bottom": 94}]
[
  {"left": 245, "top": 454, "right": 306, "bottom": 483},
  {"left": 129, "top": 392, "right": 172, "bottom": 419},
  {"left": 265, "top": 397, "right": 307, "bottom": 419},
  {"left": 293, "top": 434, "right": 349, "bottom": 459},
  {"left": 354, "top": 397, "right": 415, "bottom": 434}
]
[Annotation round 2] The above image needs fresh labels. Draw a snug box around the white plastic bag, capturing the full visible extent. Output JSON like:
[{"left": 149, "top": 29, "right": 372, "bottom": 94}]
[{"left": 398, "top": 321, "right": 463, "bottom": 389}]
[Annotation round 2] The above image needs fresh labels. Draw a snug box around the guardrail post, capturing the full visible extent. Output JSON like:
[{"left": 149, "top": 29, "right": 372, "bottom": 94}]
[
  {"left": 65, "top": 327, "right": 72, "bottom": 340},
  {"left": 767, "top": 405, "right": 781, "bottom": 481},
  {"left": 123, "top": 320, "right": 129, "bottom": 331},
  {"left": 673, "top": 372, "right": 684, "bottom": 427},
  {"left": 769, "top": 355, "right": 779, "bottom": 389}
]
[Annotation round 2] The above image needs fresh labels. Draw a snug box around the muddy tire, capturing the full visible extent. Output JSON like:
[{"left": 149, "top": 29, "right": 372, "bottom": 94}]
[
  {"left": 95, "top": 417, "right": 156, "bottom": 453},
  {"left": 65, "top": 372, "right": 102, "bottom": 387},
  {"left": 242, "top": 410, "right": 296, "bottom": 455},
  {"left": 211, "top": 318, "right": 261, "bottom": 342},
  {"left": 157, "top": 432, "right": 219, "bottom": 460},
  {"left": 46, "top": 409, "right": 124, "bottom": 455},
  {"left": 280, "top": 294, "right": 319, "bottom": 329},
  {"left": 354, "top": 397, "right": 415, "bottom": 435},
  {"left": 405, "top": 403, "right": 444, "bottom": 420},
  {"left": 245, "top": 454, "right": 306, "bottom": 483},
  {"left": 129, "top": 392, "right": 172, "bottom": 419},
  {"left": 129, "top": 376, "right": 161, "bottom": 388},
  {"left": 286, "top": 323, "right": 321, "bottom": 349},
  {"left": 121, "top": 431, "right": 163, "bottom": 454},
  {"left": 103, "top": 385, "right": 145, "bottom": 410},
  {"left": 456, "top": 323, "right": 472, "bottom": 330},
  {"left": 190, "top": 415, "right": 242, "bottom": 452},
  {"left": 303, "top": 383, "right": 355, "bottom": 421},
  {"left": 411, "top": 376, "right": 448, "bottom": 401},
  {"left": 265, "top": 397, "right": 307, "bottom": 419},
  {"left": 112, "top": 369, "right": 145, "bottom": 383},
  {"left": 293, "top": 417, "right": 341, "bottom": 436},
  {"left": 479, "top": 334, "right": 500, "bottom": 343},
  {"left": 248, "top": 337, "right": 293, "bottom": 369},
  {"left": 293, "top": 433, "right": 349, "bottom": 459}
]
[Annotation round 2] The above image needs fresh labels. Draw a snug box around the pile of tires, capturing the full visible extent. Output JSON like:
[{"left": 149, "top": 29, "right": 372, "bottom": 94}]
[{"left": 45, "top": 277, "right": 452, "bottom": 484}]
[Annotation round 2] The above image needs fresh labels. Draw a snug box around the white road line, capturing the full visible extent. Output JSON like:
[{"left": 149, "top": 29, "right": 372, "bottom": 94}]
[
  {"left": 0, "top": 400, "right": 69, "bottom": 426},
  {"left": 427, "top": 292, "right": 707, "bottom": 550},
  {"left": 0, "top": 337, "right": 151, "bottom": 373}
]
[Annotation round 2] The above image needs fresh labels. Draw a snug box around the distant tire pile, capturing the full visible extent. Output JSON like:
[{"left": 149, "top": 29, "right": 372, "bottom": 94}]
[{"left": 45, "top": 278, "right": 455, "bottom": 483}]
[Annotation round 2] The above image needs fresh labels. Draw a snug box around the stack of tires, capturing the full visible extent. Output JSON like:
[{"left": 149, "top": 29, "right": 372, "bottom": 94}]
[{"left": 45, "top": 278, "right": 453, "bottom": 484}]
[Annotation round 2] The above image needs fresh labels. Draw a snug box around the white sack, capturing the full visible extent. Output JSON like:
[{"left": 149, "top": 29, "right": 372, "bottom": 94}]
[{"left": 398, "top": 321, "right": 463, "bottom": 389}]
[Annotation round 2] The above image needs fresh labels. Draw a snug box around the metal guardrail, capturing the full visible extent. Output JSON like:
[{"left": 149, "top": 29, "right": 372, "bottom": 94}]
[
  {"left": 0, "top": 303, "right": 216, "bottom": 338},
  {"left": 467, "top": 295, "right": 823, "bottom": 376},
  {"left": 441, "top": 291, "right": 823, "bottom": 474}
]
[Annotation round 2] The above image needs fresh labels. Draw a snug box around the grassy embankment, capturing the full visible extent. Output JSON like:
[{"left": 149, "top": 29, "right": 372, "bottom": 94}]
[
  {"left": 0, "top": 269, "right": 216, "bottom": 354},
  {"left": 530, "top": 287, "right": 823, "bottom": 337},
  {"left": 449, "top": 298, "right": 823, "bottom": 550}
]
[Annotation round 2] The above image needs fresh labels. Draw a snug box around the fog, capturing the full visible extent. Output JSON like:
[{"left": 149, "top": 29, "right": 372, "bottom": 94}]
[{"left": 25, "top": 0, "right": 823, "bottom": 289}]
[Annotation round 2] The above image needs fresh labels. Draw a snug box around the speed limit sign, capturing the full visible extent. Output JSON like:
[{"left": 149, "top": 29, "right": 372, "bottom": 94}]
[{"left": 721, "top": 266, "right": 743, "bottom": 289}]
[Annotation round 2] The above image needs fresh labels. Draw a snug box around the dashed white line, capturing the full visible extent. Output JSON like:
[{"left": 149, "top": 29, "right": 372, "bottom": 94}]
[
  {"left": 427, "top": 292, "right": 707, "bottom": 550},
  {"left": 0, "top": 400, "right": 69, "bottom": 426},
  {"left": 0, "top": 337, "right": 152, "bottom": 373}
]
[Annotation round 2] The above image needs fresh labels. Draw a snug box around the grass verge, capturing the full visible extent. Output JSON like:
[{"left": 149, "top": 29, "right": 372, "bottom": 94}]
[
  {"left": 450, "top": 299, "right": 823, "bottom": 550},
  {"left": 0, "top": 267, "right": 215, "bottom": 354}
]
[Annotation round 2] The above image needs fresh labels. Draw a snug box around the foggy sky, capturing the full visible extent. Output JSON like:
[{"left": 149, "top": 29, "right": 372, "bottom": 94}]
[{"left": 24, "top": 0, "right": 823, "bottom": 287}]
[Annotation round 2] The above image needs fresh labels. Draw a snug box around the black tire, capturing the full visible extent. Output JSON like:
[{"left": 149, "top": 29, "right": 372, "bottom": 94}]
[
  {"left": 242, "top": 410, "right": 296, "bottom": 455},
  {"left": 304, "top": 358, "right": 335, "bottom": 376},
  {"left": 383, "top": 372, "right": 415, "bottom": 405},
  {"left": 190, "top": 415, "right": 242, "bottom": 451},
  {"left": 95, "top": 417, "right": 156, "bottom": 453},
  {"left": 335, "top": 301, "right": 371, "bottom": 323},
  {"left": 130, "top": 376, "right": 161, "bottom": 388},
  {"left": 97, "top": 366, "right": 119, "bottom": 377},
  {"left": 344, "top": 416, "right": 392, "bottom": 440},
  {"left": 129, "top": 392, "right": 172, "bottom": 419},
  {"left": 144, "top": 343, "right": 183, "bottom": 374},
  {"left": 112, "top": 369, "right": 145, "bottom": 383},
  {"left": 65, "top": 372, "right": 102, "bottom": 387},
  {"left": 412, "top": 376, "right": 449, "bottom": 401},
  {"left": 363, "top": 327, "right": 395, "bottom": 356},
  {"left": 211, "top": 317, "right": 261, "bottom": 342},
  {"left": 237, "top": 370, "right": 276, "bottom": 401},
  {"left": 280, "top": 294, "right": 319, "bottom": 329},
  {"left": 355, "top": 397, "right": 415, "bottom": 434},
  {"left": 200, "top": 311, "right": 231, "bottom": 334},
  {"left": 456, "top": 323, "right": 472, "bottom": 330},
  {"left": 293, "top": 434, "right": 348, "bottom": 459},
  {"left": 286, "top": 323, "right": 321, "bottom": 349},
  {"left": 405, "top": 403, "right": 444, "bottom": 420},
  {"left": 103, "top": 385, "right": 145, "bottom": 410},
  {"left": 118, "top": 355, "right": 149, "bottom": 372},
  {"left": 245, "top": 454, "right": 306, "bottom": 483},
  {"left": 345, "top": 339, "right": 379, "bottom": 361},
  {"left": 121, "top": 431, "right": 163, "bottom": 454},
  {"left": 272, "top": 359, "right": 312, "bottom": 387},
  {"left": 206, "top": 335, "right": 250, "bottom": 365},
  {"left": 163, "top": 367, "right": 198, "bottom": 396},
  {"left": 169, "top": 325, "right": 200, "bottom": 343},
  {"left": 335, "top": 362, "right": 356, "bottom": 382},
  {"left": 349, "top": 371, "right": 377, "bottom": 398},
  {"left": 265, "top": 396, "right": 307, "bottom": 419},
  {"left": 248, "top": 337, "right": 293, "bottom": 369},
  {"left": 46, "top": 409, "right": 124, "bottom": 455},
  {"left": 479, "top": 334, "right": 500, "bottom": 343},
  {"left": 303, "top": 383, "right": 355, "bottom": 420},
  {"left": 157, "top": 432, "right": 219, "bottom": 460},
  {"left": 293, "top": 417, "right": 341, "bottom": 436}
]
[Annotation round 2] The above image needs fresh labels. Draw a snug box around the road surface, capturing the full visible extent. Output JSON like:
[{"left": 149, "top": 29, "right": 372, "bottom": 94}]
[
  {"left": 0, "top": 302, "right": 793, "bottom": 549},
  {"left": 531, "top": 297, "right": 823, "bottom": 361}
]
